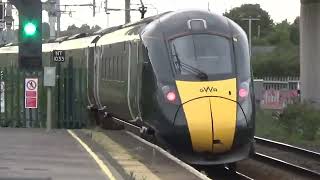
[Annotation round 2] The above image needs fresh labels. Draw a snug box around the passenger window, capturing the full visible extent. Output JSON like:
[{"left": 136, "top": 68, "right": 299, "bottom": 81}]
[
  {"left": 119, "top": 56, "right": 123, "bottom": 81},
  {"left": 116, "top": 56, "right": 120, "bottom": 80},
  {"left": 112, "top": 56, "right": 116, "bottom": 80},
  {"left": 102, "top": 57, "right": 105, "bottom": 80},
  {"left": 104, "top": 58, "right": 107, "bottom": 79},
  {"left": 110, "top": 56, "right": 114, "bottom": 79},
  {"left": 107, "top": 57, "right": 111, "bottom": 79}
]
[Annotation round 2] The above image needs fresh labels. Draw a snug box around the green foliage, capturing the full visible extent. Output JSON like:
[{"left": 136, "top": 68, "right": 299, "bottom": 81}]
[
  {"left": 289, "top": 17, "right": 300, "bottom": 45},
  {"left": 252, "top": 45, "right": 299, "bottom": 77},
  {"left": 256, "top": 109, "right": 320, "bottom": 148},
  {"left": 265, "top": 20, "right": 291, "bottom": 45},
  {"left": 61, "top": 24, "right": 102, "bottom": 36},
  {"left": 279, "top": 103, "right": 320, "bottom": 140},
  {"left": 225, "top": 5, "right": 301, "bottom": 77},
  {"left": 224, "top": 4, "right": 274, "bottom": 38},
  {"left": 251, "top": 18, "right": 301, "bottom": 77}
]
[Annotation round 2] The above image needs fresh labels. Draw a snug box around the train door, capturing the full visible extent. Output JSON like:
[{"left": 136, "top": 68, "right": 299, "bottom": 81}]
[
  {"left": 127, "top": 41, "right": 142, "bottom": 121},
  {"left": 93, "top": 46, "right": 103, "bottom": 108},
  {"left": 86, "top": 46, "right": 96, "bottom": 107}
]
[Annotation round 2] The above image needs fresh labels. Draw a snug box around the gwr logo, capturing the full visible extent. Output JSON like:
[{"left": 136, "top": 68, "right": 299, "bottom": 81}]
[{"left": 200, "top": 87, "right": 218, "bottom": 93}]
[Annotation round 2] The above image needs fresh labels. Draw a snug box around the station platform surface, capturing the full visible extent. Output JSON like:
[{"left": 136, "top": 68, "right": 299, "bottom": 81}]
[
  {"left": 0, "top": 128, "right": 123, "bottom": 180},
  {"left": 76, "top": 129, "right": 208, "bottom": 180},
  {"left": 0, "top": 128, "right": 208, "bottom": 180}
]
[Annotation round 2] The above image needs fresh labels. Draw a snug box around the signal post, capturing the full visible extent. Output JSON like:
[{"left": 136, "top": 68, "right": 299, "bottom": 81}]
[{"left": 9, "top": 0, "right": 54, "bottom": 129}]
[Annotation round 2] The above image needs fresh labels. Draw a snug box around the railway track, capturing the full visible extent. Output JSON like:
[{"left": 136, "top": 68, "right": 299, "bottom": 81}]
[
  {"left": 223, "top": 167, "right": 254, "bottom": 180},
  {"left": 198, "top": 166, "right": 253, "bottom": 180},
  {"left": 254, "top": 137, "right": 320, "bottom": 160},
  {"left": 253, "top": 136, "right": 320, "bottom": 179}
]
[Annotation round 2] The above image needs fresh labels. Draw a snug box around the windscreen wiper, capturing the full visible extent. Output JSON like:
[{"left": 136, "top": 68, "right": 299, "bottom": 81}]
[{"left": 172, "top": 44, "right": 208, "bottom": 81}]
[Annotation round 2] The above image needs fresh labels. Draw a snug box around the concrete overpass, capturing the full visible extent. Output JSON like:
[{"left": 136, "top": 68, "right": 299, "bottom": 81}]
[{"left": 300, "top": 0, "right": 320, "bottom": 103}]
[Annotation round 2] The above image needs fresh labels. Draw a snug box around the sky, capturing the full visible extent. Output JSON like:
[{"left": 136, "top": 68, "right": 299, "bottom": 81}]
[{"left": 11, "top": 0, "right": 301, "bottom": 31}]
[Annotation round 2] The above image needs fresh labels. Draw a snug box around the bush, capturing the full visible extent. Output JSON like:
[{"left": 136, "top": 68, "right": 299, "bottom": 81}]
[
  {"left": 252, "top": 45, "right": 299, "bottom": 77},
  {"left": 279, "top": 103, "right": 320, "bottom": 140}
]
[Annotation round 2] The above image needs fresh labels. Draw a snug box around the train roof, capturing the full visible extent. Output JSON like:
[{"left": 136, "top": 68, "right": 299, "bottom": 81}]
[{"left": 0, "top": 10, "right": 245, "bottom": 54}]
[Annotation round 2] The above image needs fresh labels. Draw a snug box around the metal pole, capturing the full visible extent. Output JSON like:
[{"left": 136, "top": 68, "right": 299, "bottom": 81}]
[
  {"left": 241, "top": 17, "right": 260, "bottom": 57},
  {"left": 56, "top": 0, "right": 61, "bottom": 37},
  {"left": 49, "top": 15, "right": 56, "bottom": 40},
  {"left": 46, "top": 86, "right": 52, "bottom": 131},
  {"left": 107, "top": 13, "right": 110, "bottom": 27},
  {"left": 125, "top": 0, "right": 130, "bottom": 23},
  {"left": 249, "top": 19, "right": 252, "bottom": 56}
]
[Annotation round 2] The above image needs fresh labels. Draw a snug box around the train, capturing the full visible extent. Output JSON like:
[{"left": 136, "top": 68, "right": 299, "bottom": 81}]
[{"left": 0, "top": 10, "right": 255, "bottom": 166}]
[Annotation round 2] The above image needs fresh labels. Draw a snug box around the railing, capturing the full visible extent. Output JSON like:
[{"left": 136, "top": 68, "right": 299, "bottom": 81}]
[
  {"left": 0, "top": 66, "right": 89, "bottom": 128},
  {"left": 254, "top": 77, "right": 300, "bottom": 110}
]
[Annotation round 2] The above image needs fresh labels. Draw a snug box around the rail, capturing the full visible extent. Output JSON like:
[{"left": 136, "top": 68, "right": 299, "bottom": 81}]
[
  {"left": 252, "top": 153, "right": 320, "bottom": 179},
  {"left": 254, "top": 137, "right": 320, "bottom": 161}
]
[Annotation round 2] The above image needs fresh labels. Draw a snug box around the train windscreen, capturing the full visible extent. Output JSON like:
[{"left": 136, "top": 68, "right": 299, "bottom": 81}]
[{"left": 171, "top": 34, "right": 233, "bottom": 76}]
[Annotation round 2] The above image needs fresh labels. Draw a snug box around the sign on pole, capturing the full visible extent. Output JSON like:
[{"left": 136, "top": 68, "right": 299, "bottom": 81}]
[
  {"left": 44, "top": 67, "right": 56, "bottom": 87},
  {"left": 25, "top": 78, "right": 38, "bottom": 109},
  {"left": 53, "top": 50, "right": 65, "bottom": 62}
]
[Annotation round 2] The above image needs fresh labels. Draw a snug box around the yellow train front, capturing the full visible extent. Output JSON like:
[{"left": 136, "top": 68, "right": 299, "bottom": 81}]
[{"left": 140, "top": 10, "right": 255, "bottom": 165}]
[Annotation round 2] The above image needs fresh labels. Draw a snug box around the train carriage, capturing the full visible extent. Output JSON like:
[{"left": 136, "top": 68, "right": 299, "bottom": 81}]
[{"left": 0, "top": 10, "right": 255, "bottom": 166}]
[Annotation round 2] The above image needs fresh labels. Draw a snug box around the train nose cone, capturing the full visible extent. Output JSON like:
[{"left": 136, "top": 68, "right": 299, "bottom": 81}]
[
  {"left": 175, "top": 79, "right": 238, "bottom": 153},
  {"left": 178, "top": 97, "right": 237, "bottom": 153}
]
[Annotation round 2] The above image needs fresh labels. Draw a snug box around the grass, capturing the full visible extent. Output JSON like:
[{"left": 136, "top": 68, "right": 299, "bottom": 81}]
[{"left": 255, "top": 108, "right": 320, "bottom": 151}]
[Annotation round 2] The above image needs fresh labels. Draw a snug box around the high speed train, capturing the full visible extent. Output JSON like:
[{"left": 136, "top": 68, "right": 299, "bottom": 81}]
[{"left": 0, "top": 10, "right": 255, "bottom": 166}]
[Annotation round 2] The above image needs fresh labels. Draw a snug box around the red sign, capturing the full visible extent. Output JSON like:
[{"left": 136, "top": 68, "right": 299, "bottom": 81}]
[
  {"left": 25, "top": 78, "right": 38, "bottom": 109},
  {"left": 261, "top": 89, "right": 299, "bottom": 109}
]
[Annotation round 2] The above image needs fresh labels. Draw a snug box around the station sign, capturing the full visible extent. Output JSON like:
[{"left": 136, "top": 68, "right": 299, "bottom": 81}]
[
  {"left": 53, "top": 50, "right": 65, "bottom": 62},
  {"left": 25, "top": 78, "right": 38, "bottom": 109}
]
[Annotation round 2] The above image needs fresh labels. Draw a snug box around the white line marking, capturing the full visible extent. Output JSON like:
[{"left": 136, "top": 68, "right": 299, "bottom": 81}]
[
  {"left": 67, "top": 130, "right": 116, "bottom": 180},
  {"left": 126, "top": 131, "right": 212, "bottom": 180}
]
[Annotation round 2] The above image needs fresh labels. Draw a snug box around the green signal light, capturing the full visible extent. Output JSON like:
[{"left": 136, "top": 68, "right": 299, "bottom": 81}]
[{"left": 24, "top": 22, "right": 37, "bottom": 36}]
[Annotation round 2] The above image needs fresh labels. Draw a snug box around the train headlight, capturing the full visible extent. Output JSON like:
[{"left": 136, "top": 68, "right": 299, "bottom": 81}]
[
  {"left": 237, "top": 79, "right": 252, "bottom": 127},
  {"left": 239, "top": 80, "right": 250, "bottom": 99},
  {"left": 161, "top": 85, "right": 180, "bottom": 104},
  {"left": 166, "top": 91, "right": 177, "bottom": 102}
]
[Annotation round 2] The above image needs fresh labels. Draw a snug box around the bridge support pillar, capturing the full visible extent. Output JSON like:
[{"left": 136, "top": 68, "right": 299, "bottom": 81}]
[{"left": 300, "top": 0, "right": 320, "bottom": 103}]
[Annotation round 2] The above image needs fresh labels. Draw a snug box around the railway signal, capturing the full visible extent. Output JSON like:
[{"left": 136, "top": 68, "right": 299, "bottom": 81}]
[{"left": 9, "top": 0, "right": 42, "bottom": 69}]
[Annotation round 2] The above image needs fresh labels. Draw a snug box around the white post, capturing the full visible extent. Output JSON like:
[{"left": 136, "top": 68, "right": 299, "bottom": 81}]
[
  {"left": 56, "top": 0, "right": 61, "bottom": 37},
  {"left": 46, "top": 87, "right": 52, "bottom": 131},
  {"left": 49, "top": 16, "right": 56, "bottom": 40},
  {"left": 249, "top": 19, "right": 252, "bottom": 56},
  {"left": 300, "top": 0, "right": 320, "bottom": 103}
]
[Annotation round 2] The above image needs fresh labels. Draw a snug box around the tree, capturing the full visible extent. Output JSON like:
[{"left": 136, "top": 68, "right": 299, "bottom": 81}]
[
  {"left": 42, "top": 22, "right": 50, "bottom": 40},
  {"left": 60, "top": 24, "right": 103, "bottom": 37},
  {"left": 266, "top": 20, "right": 291, "bottom": 46},
  {"left": 290, "top": 17, "right": 300, "bottom": 45},
  {"left": 79, "top": 24, "right": 90, "bottom": 33},
  {"left": 90, "top": 25, "right": 102, "bottom": 33},
  {"left": 67, "top": 24, "right": 79, "bottom": 32},
  {"left": 224, "top": 4, "right": 274, "bottom": 38}
]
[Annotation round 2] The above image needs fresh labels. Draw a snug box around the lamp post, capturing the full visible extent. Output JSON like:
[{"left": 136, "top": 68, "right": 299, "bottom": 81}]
[{"left": 241, "top": 17, "right": 260, "bottom": 56}]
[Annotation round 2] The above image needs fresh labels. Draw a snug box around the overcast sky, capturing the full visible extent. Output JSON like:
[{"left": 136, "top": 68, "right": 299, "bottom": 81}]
[{"left": 33, "top": 0, "right": 300, "bottom": 30}]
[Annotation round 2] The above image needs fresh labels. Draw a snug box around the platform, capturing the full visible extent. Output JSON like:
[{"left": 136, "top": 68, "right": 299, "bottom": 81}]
[
  {"left": 0, "top": 128, "right": 208, "bottom": 180},
  {"left": 76, "top": 129, "right": 209, "bottom": 180},
  {"left": 0, "top": 128, "right": 123, "bottom": 180}
]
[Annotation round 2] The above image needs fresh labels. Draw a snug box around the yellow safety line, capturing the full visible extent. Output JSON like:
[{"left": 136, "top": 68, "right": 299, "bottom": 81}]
[{"left": 67, "top": 130, "right": 116, "bottom": 180}]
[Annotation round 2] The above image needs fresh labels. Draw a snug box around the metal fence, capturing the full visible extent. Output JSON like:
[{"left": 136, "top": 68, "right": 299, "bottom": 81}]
[
  {"left": 254, "top": 77, "right": 300, "bottom": 109},
  {"left": 0, "top": 69, "right": 301, "bottom": 127},
  {"left": 0, "top": 66, "right": 89, "bottom": 129}
]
